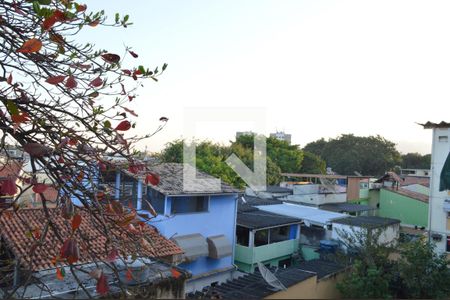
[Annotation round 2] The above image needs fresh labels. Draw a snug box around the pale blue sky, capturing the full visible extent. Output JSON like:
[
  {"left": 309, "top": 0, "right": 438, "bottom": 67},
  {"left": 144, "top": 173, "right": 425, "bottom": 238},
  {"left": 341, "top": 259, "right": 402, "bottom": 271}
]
[{"left": 80, "top": 1, "right": 450, "bottom": 154}]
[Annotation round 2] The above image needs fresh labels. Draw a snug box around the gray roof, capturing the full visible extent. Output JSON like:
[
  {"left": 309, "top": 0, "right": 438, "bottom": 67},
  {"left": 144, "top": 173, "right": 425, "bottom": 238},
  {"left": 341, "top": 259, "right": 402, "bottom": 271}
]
[
  {"left": 237, "top": 209, "right": 301, "bottom": 229},
  {"left": 320, "top": 203, "right": 376, "bottom": 213},
  {"left": 332, "top": 216, "right": 400, "bottom": 229},
  {"left": 240, "top": 195, "right": 283, "bottom": 206},
  {"left": 187, "top": 259, "right": 346, "bottom": 299},
  {"left": 420, "top": 121, "right": 450, "bottom": 129},
  {"left": 136, "top": 163, "right": 239, "bottom": 196},
  {"left": 264, "top": 185, "right": 293, "bottom": 194}
]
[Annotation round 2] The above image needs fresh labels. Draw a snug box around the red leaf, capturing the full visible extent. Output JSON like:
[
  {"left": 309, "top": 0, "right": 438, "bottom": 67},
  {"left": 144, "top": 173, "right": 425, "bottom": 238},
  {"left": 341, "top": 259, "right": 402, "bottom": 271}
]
[
  {"left": 96, "top": 273, "right": 109, "bottom": 295},
  {"left": 23, "top": 143, "right": 52, "bottom": 157},
  {"left": 126, "top": 269, "right": 133, "bottom": 281},
  {"left": 129, "top": 50, "right": 138, "bottom": 58},
  {"left": 42, "top": 15, "right": 57, "bottom": 31},
  {"left": 56, "top": 268, "right": 64, "bottom": 280},
  {"left": 17, "top": 38, "right": 42, "bottom": 53},
  {"left": 122, "top": 69, "right": 131, "bottom": 76},
  {"left": 60, "top": 238, "right": 79, "bottom": 263},
  {"left": 65, "top": 75, "right": 77, "bottom": 89},
  {"left": 68, "top": 138, "right": 78, "bottom": 146},
  {"left": 32, "top": 183, "right": 48, "bottom": 193},
  {"left": 121, "top": 106, "right": 138, "bottom": 117},
  {"left": 0, "top": 178, "right": 17, "bottom": 195},
  {"left": 53, "top": 10, "right": 66, "bottom": 22},
  {"left": 106, "top": 248, "right": 119, "bottom": 262},
  {"left": 145, "top": 173, "right": 160, "bottom": 186},
  {"left": 171, "top": 268, "right": 182, "bottom": 279},
  {"left": 11, "top": 112, "right": 30, "bottom": 125},
  {"left": 101, "top": 53, "right": 120, "bottom": 64},
  {"left": 46, "top": 75, "right": 66, "bottom": 85},
  {"left": 76, "top": 4, "right": 87, "bottom": 12},
  {"left": 115, "top": 120, "right": 131, "bottom": 131},
  {"left": 7, "top": 73, "right": 12, "bottom": 85},
  {"left": 89, "top": 76, "right": 103, "bottom": 87},
  {"left": 128, "top": 95, "right": 135, "bottom": 101},
  {"left": 71, "top": 214, "right": 82, "bottom": 231},
  {"left": 89, "top": 19, "right": 100, "bottom": 27}
]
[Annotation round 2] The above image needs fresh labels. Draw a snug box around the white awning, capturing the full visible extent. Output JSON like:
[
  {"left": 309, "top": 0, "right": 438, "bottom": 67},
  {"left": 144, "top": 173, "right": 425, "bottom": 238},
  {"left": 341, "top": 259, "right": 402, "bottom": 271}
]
[
  {"left": 207, "top": 235, "right": 232, "bottom": 259},
  {"left": 256, "top": 203, "right": 347, "bottom": 227},
  {"left": 170, "top": 233, "right": 208, "bottom": 261}
]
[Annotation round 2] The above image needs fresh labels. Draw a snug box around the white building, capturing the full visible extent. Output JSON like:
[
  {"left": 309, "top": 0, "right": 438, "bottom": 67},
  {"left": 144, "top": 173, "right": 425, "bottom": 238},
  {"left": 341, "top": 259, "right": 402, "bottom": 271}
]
[
  {"left": 400, "top": 168, "right": 430, "bottom": 177},
  {"left": 270, "top": 131, "right": 292, "bottom": 144},
  {"left": 422, "top": 121, "right": 450, "bottom": 255}
]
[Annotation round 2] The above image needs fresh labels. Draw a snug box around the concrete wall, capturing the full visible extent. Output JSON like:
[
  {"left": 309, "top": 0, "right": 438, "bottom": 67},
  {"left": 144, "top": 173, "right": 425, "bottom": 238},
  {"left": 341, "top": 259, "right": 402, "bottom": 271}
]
[
  {"left": 266, "top": 273, "right": 345, "bottom": 299},
  {"left": 429, "top": 127, "right": 450, "bottom": 254},
  {"left": 284, "top": 193, "right": 346, "bottom": 206},
  {"left": 379, "top": 189, "right": 428, "bottom": 228},
  {"left": 332, "top": 222, "right": 400, "bottom": 247}
]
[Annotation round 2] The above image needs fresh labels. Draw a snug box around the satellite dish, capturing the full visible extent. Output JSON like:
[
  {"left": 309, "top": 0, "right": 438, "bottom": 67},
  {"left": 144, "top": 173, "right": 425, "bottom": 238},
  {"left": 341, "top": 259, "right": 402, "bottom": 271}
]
[{"left": 257, "top": 262, "right": 287, "bottom": 291}]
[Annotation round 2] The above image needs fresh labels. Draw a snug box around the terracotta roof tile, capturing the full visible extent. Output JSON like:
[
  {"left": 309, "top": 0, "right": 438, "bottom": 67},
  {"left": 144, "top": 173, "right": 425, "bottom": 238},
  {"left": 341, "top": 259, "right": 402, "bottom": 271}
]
[
  {"left": 0, "top": 159, "right": 23, "bottom": 178},
  {"left": 0, "top": 208, "right": 183, "bottom": 271}
]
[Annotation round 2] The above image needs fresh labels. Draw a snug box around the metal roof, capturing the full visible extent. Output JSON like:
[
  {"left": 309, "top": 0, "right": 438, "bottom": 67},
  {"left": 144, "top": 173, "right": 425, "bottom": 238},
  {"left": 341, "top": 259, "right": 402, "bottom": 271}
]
[
  {"left": 256, "top": 203, "right": 347, "bottom": 226},
  {"left": 237, "top": 209, "right": 301, "bottom": 230},
  {"left": 332, "top": 216, "right": 400, "bottom": 229},
  {"left": 319, "top": 202, "right": 376, "bottom": 213}
]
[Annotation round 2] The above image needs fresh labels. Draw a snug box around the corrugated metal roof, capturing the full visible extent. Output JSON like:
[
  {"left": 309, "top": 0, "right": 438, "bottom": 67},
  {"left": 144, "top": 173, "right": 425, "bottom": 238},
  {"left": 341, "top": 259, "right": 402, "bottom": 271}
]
[
  {"left": 237, "top": 209, "right": 301, "bottom": 229},
  {"left": 419, "top": 121, "right": 450, "bottom": 129},
  {"left": 320, "top": 203, "right": 376, "bottom": 213},
  {"left": 332, "top": 216, "right": 400, "bottom": 229},
  {"left": 256, "top": 203, "right": 347, "bottom": 226}
]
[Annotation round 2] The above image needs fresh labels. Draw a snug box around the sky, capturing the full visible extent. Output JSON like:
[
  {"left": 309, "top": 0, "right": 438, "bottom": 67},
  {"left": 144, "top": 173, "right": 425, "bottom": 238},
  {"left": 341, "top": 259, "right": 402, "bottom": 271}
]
[{"left": 80, "top": 0, "right": 450, "bottom": 154}]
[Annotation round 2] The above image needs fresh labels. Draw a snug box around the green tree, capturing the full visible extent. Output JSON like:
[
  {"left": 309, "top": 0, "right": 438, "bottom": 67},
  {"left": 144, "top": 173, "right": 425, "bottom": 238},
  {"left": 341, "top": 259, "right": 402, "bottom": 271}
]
[
  {"left": 401, "top": 153, "right": 431, "bottom": 169},
  {"left": 396, "top": 240, "right": 450, "bottom": 299},
  {"left": 304, "top": 134, "right": 402, "bottom": 176},
  {"left": 299, "top": 151, "right": 326, "bottom": 174}
]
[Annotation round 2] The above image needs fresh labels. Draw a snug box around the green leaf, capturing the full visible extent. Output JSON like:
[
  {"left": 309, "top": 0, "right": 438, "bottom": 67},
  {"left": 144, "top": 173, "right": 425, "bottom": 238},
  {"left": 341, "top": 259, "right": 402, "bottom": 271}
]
[
  {"left": 138, "top": 65, "right": 145, "bottom": 74},
  {"left": 103, "top": 120, "right": 111, "bottom": 128},
  {"left": 162, "top": 63, "right": 168, "bottom": 71},
  {"left": 115, "top": 13, "right": 119, "bottom": 23},
  {"left": 6, "top": 100, "right": 19, "bottom": 115},
  {"left": 124, "top": 14, "right": 129, "bottom": 22},
  {"left": 32, "top": 1, "right": 41, "bottom": 14},
  {"left": 38, "top": 0, "right": 51, "bottom": 5}
]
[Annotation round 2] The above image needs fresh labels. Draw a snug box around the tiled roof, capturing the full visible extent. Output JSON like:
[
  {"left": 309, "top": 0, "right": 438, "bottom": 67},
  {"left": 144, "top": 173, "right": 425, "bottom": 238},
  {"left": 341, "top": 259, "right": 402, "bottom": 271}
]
[
  {"left": 332, "top": 216, "right": 400, "bottom": 229},
  {"left": 144, "top": 163, "right": 240, "bottom": 195},
  {"left": 402, "top": 176, "right": 430, "bottom": 187},
  {"left": 383, "top": 186, "right": 429, "bottom": 203},
  {"left": 0, "top": 208, "right": 183, "bottom": 271},
  {"left": 237, "top": 209, "right": 301, "bottom": 229}
]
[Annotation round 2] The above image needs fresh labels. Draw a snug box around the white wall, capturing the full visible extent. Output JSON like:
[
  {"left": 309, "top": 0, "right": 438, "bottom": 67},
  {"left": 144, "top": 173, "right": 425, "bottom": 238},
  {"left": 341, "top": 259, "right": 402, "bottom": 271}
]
[
  {"left": 429, "top": 127, "right": 450, "bottom": 254},
  {"left": 331, "top": 223, "right": 400, "bottom": 248},
  {"left": 284, "top": 193, "right": 346, "bottom": 206}
]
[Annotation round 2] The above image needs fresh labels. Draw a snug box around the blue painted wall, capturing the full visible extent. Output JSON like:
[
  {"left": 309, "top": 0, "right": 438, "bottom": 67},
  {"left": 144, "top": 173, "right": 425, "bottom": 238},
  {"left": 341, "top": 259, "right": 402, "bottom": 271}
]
[{"left": 143, "top": 192, "right": 238, "bottom": 277}]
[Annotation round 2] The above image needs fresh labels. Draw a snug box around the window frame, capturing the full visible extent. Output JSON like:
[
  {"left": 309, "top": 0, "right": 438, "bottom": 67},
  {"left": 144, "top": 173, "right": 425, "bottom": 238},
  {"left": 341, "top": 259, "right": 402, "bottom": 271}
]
[{"left": 170, "top": 195, "right": 210, "bottom": 215}]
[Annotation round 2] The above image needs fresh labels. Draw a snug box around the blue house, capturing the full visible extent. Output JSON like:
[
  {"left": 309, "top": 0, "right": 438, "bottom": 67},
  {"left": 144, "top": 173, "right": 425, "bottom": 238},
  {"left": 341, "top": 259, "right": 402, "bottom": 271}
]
[{"left": 110, "top": 162, "right": 240, "bottom": 293}]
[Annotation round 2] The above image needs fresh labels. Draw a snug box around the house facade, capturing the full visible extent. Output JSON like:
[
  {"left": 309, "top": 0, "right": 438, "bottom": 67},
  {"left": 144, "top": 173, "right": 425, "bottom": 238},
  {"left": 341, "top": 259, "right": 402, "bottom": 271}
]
[
  {"left": 235, "top": 203, "right": 301, "bottom": 273},
  {"left": 109, "top": 162, "right": 239, "bottom": 293},
  {"left": 422, "top": 121, "right": 450, "bottom": 255}
]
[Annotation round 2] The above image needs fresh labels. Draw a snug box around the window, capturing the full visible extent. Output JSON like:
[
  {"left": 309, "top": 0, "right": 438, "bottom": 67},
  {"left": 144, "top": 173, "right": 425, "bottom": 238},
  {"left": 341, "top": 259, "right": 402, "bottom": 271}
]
[
  {"left": 269, "top": 226, "right": 290, "bottom": 243},
  {"left": 254, "top": 229, "right": 269, "bottom": 247},
  {"left": 438, "top": 136, "right": 448, "bottom": 142},
  {"left": 236, "top": 226, "right": 250, "bottom": 247},
  {"left": 171, "top": 196, "right": 208, "bottom": 214},
  {"left": 142, "top": 188, "right": 165, "bottom": 214}
]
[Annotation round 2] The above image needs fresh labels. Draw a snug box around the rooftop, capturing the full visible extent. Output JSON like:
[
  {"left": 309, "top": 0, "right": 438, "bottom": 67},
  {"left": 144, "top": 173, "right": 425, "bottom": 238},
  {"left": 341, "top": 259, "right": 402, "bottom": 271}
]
[
  {"left": 0, "top": 208, "right": 183, "bottom": 271},
  {"left": 383, "top": 186, "right": 429, "bottom": 203},
  {"left": 264, "top": 185, "right": 293, "bottom": 194},
  {"left": 281, "top": 173, "right": 370, "bottom": 180},
  {"left": 124, "top": 163, "right": 239, "bottom": 196},
  {"left": 237, "top": 209, "right": 301, "bottom": 230},
  {"left": 187, "top": 259, "right": 347, "bottom": 299},
  {"left": 332, "top": 216, "right": 400, "bottom": 229},
  {"left": 419, "top": 121, "right": 450, "bottom": 129},
  {"left": 0, "top": 159, "right": 23, "bottom": 179},
  {"left": 257, "top": 203, "right": 347, "bottom": 226},
  {"left": 240, "top": 195, "right": 283, "bottom": 206},
  {"left": 319, "top": 202, "right": 376, "bottom": 213}
]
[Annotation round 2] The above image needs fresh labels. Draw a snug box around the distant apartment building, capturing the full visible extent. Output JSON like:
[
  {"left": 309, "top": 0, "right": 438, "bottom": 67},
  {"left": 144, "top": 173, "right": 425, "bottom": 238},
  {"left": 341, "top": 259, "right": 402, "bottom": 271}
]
[
  {"left": 270, "top": 131, "right": 292, "bottom": 144},
  {"left": 400, "top": 168, "right": 430, "bottom": 177},
  {"left": 422, "top": 121, "right": 450, "bottom": 255}
]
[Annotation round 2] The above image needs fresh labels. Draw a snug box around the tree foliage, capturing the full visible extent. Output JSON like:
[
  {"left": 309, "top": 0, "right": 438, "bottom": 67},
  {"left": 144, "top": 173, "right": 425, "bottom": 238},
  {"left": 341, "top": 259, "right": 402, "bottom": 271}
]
[
  {"left": 336, "top": 227, "right": 450, "bottom": 299},
  {"left": 401, "top": 152, "right": 431, "bottom": 169},
  {"left": 304, "top": 134, "right": 402, "bottom": 176},
  {"left": 0, "top": 0, "right": 167, "bottom": 297}
]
